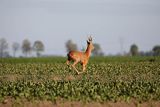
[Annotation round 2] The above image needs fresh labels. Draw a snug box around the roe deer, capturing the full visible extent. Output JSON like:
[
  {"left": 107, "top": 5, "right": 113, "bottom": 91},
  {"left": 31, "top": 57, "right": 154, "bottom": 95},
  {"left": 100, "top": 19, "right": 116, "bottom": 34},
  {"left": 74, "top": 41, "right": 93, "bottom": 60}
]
[{"left": 66, "top": 36, "right": 94, "bottom": 74}]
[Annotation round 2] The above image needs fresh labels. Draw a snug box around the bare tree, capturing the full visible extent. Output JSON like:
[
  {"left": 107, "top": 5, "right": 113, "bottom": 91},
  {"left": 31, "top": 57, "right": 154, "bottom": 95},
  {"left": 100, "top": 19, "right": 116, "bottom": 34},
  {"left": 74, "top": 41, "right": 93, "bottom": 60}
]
[
  {"left": 65, "top": 40, "right": 77, "bottom": 52},
  {"left": 12, "top": 42, "right": 20, "bottom": 57},
  {"left": 22, "top": 39, "right": 31, "bottom": 57},
  {"left": 0, "top": 38, "right": 8, "bottom": 57},
  {"left": 33, "top": 40, "right": 44, "bottom": 57},
  {"left": 92, "top": 43, "right": 104, "bottom": 56}
]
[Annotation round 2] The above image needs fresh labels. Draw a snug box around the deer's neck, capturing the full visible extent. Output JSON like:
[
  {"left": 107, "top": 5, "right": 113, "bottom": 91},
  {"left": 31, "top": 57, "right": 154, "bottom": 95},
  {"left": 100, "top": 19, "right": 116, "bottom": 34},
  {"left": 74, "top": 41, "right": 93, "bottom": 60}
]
[{"left": 85, "top": 45, "right": 92, "bottom": 58}]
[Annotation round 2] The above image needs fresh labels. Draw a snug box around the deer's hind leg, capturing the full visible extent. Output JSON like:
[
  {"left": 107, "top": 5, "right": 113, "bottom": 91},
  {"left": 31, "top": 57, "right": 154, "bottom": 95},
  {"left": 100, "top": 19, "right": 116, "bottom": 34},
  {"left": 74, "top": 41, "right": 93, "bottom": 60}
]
[
  {"left": 66, "top": 57, "right": 72, "bottom": 72},
  {"left": 66, "top": 55, "right": 72, "bottom": 65},
  {"left": 72, "top": 60, "right": 80, "bottom": 74}
]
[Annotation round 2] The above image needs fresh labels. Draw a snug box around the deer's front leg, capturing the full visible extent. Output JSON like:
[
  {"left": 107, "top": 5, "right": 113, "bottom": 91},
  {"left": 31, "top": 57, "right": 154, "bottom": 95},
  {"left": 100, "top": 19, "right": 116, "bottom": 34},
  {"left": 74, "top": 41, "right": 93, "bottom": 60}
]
[
  {"left": 82, "top": 64, "right": 86, "bottom": 72},
  {"left": 82, "top": 60, "right": 88, "bottom": 72},
  {"left": 77, "top": 63, "right": 87, "bottom": 74}
]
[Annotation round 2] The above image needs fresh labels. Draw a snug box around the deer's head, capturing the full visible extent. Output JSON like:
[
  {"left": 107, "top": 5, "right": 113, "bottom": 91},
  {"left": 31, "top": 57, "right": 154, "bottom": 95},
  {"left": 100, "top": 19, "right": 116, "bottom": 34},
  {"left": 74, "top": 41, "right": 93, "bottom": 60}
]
[{"left": 87, "top": 36, "right": 94, "bottom": 51}]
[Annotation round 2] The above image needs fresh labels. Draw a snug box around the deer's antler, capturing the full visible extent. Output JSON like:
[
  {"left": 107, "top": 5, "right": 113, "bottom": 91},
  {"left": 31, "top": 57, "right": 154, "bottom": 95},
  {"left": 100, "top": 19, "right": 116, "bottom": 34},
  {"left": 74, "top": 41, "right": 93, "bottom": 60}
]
[{"left": 88, "top": 35, "right": 92, "bottom": 42}]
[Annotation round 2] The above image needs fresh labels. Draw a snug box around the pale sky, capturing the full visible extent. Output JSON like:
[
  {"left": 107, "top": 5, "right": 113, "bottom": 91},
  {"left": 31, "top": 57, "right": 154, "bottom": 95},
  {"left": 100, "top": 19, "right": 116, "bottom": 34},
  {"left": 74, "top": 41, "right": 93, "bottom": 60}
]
[{"left": 0, "top": 0, "right": 160, "bottom": 56}]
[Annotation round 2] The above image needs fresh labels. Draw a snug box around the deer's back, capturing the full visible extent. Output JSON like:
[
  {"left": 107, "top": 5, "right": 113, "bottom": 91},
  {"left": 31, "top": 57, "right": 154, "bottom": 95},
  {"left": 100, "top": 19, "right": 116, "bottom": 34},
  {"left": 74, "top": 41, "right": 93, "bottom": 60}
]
[{"left": 67, "top": 51, "right": 87, "bottom": 62}]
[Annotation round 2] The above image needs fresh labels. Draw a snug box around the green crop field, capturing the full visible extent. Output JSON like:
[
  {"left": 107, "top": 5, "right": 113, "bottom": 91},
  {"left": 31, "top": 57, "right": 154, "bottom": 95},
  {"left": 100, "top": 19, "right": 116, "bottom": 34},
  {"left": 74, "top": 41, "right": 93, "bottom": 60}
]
[{"left": 0, "top": 56, "right": 160, "bottom": 106}]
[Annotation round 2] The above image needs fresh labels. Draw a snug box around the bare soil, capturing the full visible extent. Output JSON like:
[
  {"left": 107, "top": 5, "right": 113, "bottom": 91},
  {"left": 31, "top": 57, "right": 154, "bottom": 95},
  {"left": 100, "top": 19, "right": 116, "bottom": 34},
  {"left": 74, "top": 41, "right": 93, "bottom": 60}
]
[{"left": 0, "top": 98, "right": 160, "bottom": 107}]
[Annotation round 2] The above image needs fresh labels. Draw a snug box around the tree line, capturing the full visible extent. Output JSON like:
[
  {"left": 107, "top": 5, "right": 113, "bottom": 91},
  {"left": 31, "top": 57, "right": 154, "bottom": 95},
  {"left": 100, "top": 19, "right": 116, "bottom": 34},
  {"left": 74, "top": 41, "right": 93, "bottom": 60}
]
[
  {"left": 0, "top": 38, "right": 104, "bottom": 58},
  {"left": 65, "top": 40, "right": 160, "bottom": 57},
  {"left": 130, "top": 44, "right": 160, "bottom": 56},
  {"left": 0, "top": 38, "right": 44, "bottom": 58},
  {"left": 0, "top": 37, "right": 160, "bottom": 58}
]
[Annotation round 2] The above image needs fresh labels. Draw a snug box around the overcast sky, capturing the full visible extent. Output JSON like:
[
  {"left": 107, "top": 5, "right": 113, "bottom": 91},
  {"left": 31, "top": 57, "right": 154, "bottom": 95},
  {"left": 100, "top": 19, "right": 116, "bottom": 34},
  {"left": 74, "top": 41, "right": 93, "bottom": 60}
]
[{"left": 0, "top": 0, "right": 160, "bottom": 56}]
